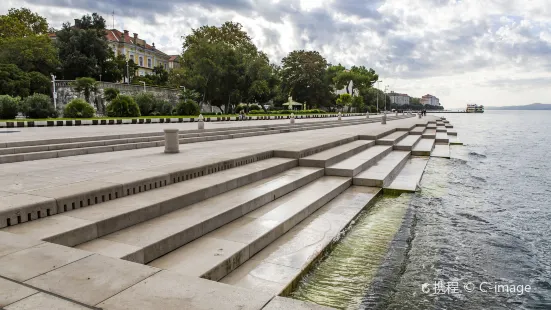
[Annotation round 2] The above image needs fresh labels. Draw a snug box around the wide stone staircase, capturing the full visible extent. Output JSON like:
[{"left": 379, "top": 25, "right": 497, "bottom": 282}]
[
  {"left": 0, "top": 116, "right": 456, "bottom": 304},
  {"left": 0, "top": 115, "right": 410, "bottom": 164}
]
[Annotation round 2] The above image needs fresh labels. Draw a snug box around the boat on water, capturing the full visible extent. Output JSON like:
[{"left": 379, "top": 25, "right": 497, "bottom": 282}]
[{"left": 466, "top": 104, "right": 484, "bottom": 113}]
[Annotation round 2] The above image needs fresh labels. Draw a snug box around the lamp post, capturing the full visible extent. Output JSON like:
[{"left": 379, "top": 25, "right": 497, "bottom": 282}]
[
  {"left": 126, "top": 60, "right": 130, "bottom": 84},
  {"left": 384, "top": 85, "right": 389, "bottom": 112},
  {"left": 376, "top": 80, "right": 382, "bottom": 114},
  {"left": 50, "top": 74, "right": 57, "bottom": 110}
]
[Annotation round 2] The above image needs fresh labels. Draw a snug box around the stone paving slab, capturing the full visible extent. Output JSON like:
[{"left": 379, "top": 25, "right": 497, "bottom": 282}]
[
  {"left": 394, "top": 135, "right": 422, "bottom": 151},
  {"left": 25, "top": 254, "right": 160, "bottom": 306},
  {"left": 0, "top": 278, "right": 37, "bottom": 308},
  {"left": 0, "top": 242, "right": 92, "bottom": 282},
  {"left": 0, "top": 231, "right": 44, "bottom": 258},
  {"left": 325, "top": 145, "right": 392, "bottom": 177},
  {"left": 376, "top": 131, "right": 409, "bottom": 145},
  {"left": 4, "top": 292, "right": 90, "bottom": 310},
  {"left": 97, "top": 270, "right": 273, "bottom": 310},
  {"left": 298, "top": 140, "right": 374, "bottom": 168}
]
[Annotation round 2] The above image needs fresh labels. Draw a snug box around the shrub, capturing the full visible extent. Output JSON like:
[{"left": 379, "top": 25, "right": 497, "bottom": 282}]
[
  {"left": 104, "top": 88, "right": 120, "bottom": 102},
  {"left": 0, "top": 95, "right": 20, "bottom": 119},
  {"left": 234, "top": 103, "right": 247, "bottom": 114},
  {"left": 152, "top": 99, "right": 174, "bottom": 116},
  {"left": 174, "top": 99, "right": 200, "bottom": 116},
  {"left": 248, "top": 110, "right": 265, "bottom": 115},
  {"left": 106, "top": 95, "right": 141, "bottom": 117},
  {"left": 134, "top": 93, "right": 156, "bottom": 116},
  {"left": 63, "top": 98, "right": 95, "bottom": 118},
  {"left": 248, "top": 104, "right": 262, "bottom": 112},
  {"left": 23, "top": 94, "right": 57, "bottom": 118}
]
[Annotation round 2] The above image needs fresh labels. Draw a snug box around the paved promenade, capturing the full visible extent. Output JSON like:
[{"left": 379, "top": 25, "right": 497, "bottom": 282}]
[{"left": 0, "top": 115, "right": 450, "bottom": 309}]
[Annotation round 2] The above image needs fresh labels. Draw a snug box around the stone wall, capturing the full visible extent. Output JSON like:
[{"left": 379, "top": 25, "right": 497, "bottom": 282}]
[{"left": 54, "top": 81, "right": 181, "bottom": 115}]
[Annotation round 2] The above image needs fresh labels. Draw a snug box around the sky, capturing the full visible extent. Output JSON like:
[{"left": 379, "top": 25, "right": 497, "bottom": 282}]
[{"left": 3, "top": 0, "right": 551, "bottom": 108}]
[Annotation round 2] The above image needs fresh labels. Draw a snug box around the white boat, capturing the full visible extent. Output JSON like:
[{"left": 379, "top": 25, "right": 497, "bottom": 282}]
[{"left": 466, "top": 104, "right": 484, "bottom": 113}]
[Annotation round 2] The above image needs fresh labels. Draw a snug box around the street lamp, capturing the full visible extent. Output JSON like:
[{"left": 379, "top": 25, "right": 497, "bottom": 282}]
[
  {"left": 376, "top": 80, "right": 382, "bottom": 113},
  {"left": 384, "top": 85, "right": 390, "bottom": 112},
  {"left": 126, "top": 60, "right": 130, "bottom": 84},
  {"left": 50, "top": 74, "right": 57, "bottom": 110}
]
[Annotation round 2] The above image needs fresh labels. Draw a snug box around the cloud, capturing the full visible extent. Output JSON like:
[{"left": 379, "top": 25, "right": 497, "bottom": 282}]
[{"left": 3, "top": 0, "right": 551, "bottom": 107}]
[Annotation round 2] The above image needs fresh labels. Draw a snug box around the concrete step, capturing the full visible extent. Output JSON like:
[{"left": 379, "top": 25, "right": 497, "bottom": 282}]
[
  {"left": 73, "top": 167, "right": 324, "bottom": 264},
  {"left": 445, "top": 124, "right": 453, "bottom": 128},
  {"left": 409, "top": 126, "right": 426, "bottom": 135},
  {"left": 422, "top": 129, "right": 436, "bottom": 138},
  {"left": 325, "top": 145, "right": 393, "bottom": 177},
  {"left": 449, "top": 135, "right": 463, "bottom": 145},
  {"left": 147, "top": 176, "right": 351, "bottom": 281},
  {"left": 431, "top": 144, "right": 450, "bottom": 158},
  {"left": 220, "top": 186, "right": 381, "bottom": 295},
  {"left": 376, "top": 131, "right": 409, "bottom": 145},
  {"left": 385, "top": 157, "right": 429, "bottom": 193},
  {"left": 426, "top": 124, "right": 437, "bottom": 129},
  {"left": 435, "top": 132, "right": 450, "bottom": 143},
  {"left": 353, "top": 151, "right": 411, "bottom": 187},
  {"left": 0, "top": 119, "right": 376, "bottom": 164},
  {"left": 1, "top": 158, "right": 302, "bottom": 245},
  {"left": 394, "top": 135, "right": 422, "bottom": 151},
  {"left": 411, "top": 139, "right": 435, "bottom": 156},
  {"left": 0, "top": 151, "right": 276, "bottom": 229},
  {"left": 436, "top": 127, "right": 447, "bottom": 133},
  {"left": 447, "top": 130, "right": 458, "bottom": 136},
  {"left": 298, "top": 140, "right": 374, "bottom": 168}
]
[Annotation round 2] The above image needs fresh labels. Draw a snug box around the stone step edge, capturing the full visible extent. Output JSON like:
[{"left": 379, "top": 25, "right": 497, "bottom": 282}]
[
  {"left": 79, "top": 168, "right": 325, "bottom": 264},
  {"left": 0, "top": 151, "right": 282, "bottom": 229}
]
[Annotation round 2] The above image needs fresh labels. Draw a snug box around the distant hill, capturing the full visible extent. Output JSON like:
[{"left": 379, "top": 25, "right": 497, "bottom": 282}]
[{"left": 486, "top": 103, "right": 551, "bottom": 110}]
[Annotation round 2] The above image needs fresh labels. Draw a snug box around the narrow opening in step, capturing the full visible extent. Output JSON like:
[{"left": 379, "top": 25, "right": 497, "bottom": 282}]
[
  {"left": 87, "top": 198, "right": 90, "bottom": 205},
  {"left": 80, "top": 201, "right": 83, "bottom": 208},
  {"left": 47, "top": 209, "right": 50, "bottom": 216},
  {"left": 7, "top": 218, "right": 11, "bottom": 226},
  {"left": 94, "top": 197, "right": 98, "bottom": 204},
  {"left": 72, "top": 202, "right": 75, "bottom": 210},
  {"left": 37, "top": 211, "right": 41, "bottom": 218},
  {"left": 64, "top": 204, "right": 67, "bottom": 212},
  {"left": 109, "top": 193, "right": 112, "bottom": 200},
  {"left": 17, "top": 215, "right": 21, "bottom": 224}
]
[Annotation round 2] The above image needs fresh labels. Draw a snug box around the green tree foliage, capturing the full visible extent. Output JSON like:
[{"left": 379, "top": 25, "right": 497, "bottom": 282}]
[
  {"left": 352, "top": 95, "right": 365, "bottom": 112},
  {"left": 280, "top": 50, "right": 332, "bottom": 108},
  {"left": 70, "top": 77, "right": 99, "bottom": 104},
  {"left": 22, "top": 93, "right": 56, "bottom": 118},
  {"left": 336, "top": 93, "right": 352, "bottom": 111},
  {"left": 361, "top": 87, "right": 390, "bottom": 112},
  {"left": 175, "top": 99, "right": 200, "bottom": 116},
  {"left": 0, "top": 35, "right": 60, "bottom": 75},
  {"left": 0, "top": 64, "right": 30, "bottom": 97},
  {"left": 103, "top": 88, "right": 120, "bottom": 102},
  {"left": 28, "top": 71, "right": 51, "bottom": 94},
  {"left": 134, "top": 92, "right": 156, "bottom": 116},
  {"left": 106, "top": 95, "right": 140, "bottom": 117},
  {"left": 0, "top": 95, "right": 20, "bottom": 119},
  {"left": 63, "top": 98, "right": 95, "bottom": 118},
  {"left": 152, "top": 100, "right": 174, "bottom": 116},
  {"left": 0, "top": 8, "right": 48, "bottom": 40},
  {"left": 181, "top": 21, "right": 276, "bottom": 113},
  {"left": 56, "top": 13, "right": 110, "bottom": 79}
]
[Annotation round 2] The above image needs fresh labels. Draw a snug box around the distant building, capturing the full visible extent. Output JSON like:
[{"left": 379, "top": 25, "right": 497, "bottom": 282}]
[
  {"left": 388, "top": 91, "right": 410, "bottom": 106},
  {"left": 421, "top": 94, "right": 440, "bottom": 106},
  {"left": 49, "top": 21, "right": 173, "bottom": 79},
  {"left": 168, "top": 55, "right": 181, "bottom": 70},
  {"left": 334, "top": 80, "right": 356, "bottom": 96},
  {"left": 105, "top": 29, "right": 171, "bottom": 77}
]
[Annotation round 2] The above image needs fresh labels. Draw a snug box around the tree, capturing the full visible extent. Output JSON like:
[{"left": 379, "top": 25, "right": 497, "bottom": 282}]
[
  {"left": 175, "top": 99, "right": 200, "bottom": 116},
  {"left": 28, "top": 71, "right": 51, "bottom": 95},
  {"left": 56, "top": 13, "right": 110, "bottom": 79},
  {"left": 134, "top": 92, "right": 156, "bottom": 116},
  {"left": 181, "top": 21, "right": 273, "bottom": 113},
  {"left": 103, "top": 88, "right": 120, "bottom": 102},
  {"left": 352, "top": 95, "right": 365, "bottom": 112},
  {"left": 280, "top": 50, "right": 332, "bottom": 108},
  {"left": 0, "top": 8, "right": 48, "bottom": 40},
  {"left": 152, "top": 65, "right": 169, "bottom": 85},
  {"left": 336, "top": 93, "right": 352, "bottom": 111},
  {"left": 0, "top": 35, "right": 60, "bottom": 75},
  {"left": 70, "top": 77, "right": 99, "bottom": 104},
  {"left": 0, "top": 64, "right": 30, "bottom": 97}
]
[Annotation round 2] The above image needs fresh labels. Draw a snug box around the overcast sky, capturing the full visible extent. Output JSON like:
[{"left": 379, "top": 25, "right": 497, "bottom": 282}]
[{"left": 3, "top": 0, "right": 551, "bottom": 108}]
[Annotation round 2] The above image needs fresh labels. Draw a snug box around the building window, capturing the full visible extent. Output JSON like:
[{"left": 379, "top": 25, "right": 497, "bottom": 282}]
[
  {"left": 129, "top": 54, "right": 134, "bottom": 62},
  {"left": 148, "top": 58, "right": 152, "bottom": 68},
  {"left": 139, "top": 56, "right": 143, "bottom": 67}
]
